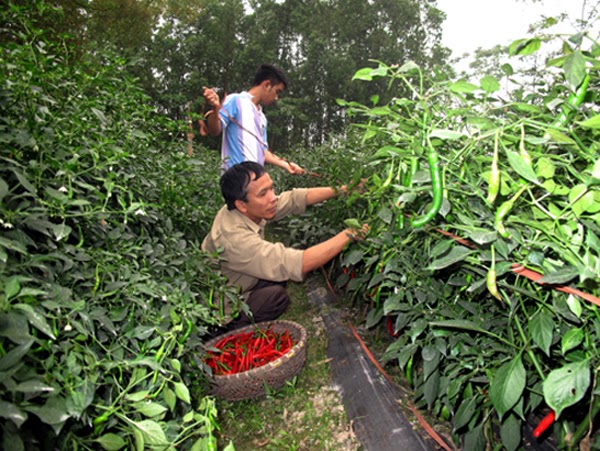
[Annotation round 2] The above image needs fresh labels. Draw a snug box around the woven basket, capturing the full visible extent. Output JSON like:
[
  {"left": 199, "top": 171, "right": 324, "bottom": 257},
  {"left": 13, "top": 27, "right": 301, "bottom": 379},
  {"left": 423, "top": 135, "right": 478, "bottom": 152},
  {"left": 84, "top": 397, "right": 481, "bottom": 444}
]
[{"left": 204, "top": 320, "right": 308, "bottom": 401}]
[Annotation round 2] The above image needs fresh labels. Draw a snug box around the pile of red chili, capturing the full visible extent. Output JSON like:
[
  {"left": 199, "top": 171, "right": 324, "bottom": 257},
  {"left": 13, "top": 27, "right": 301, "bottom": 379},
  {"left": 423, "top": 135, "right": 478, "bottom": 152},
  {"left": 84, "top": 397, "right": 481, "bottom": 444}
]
[{"left": 205, "top": 327, "right": 296, "bottom": 376}]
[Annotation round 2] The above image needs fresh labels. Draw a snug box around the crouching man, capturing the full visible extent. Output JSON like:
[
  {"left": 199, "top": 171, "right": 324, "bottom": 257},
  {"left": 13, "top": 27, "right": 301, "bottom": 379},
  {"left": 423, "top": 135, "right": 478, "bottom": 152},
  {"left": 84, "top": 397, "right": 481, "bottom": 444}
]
[{"left": 202, "top": 161, "right": 367, "bottom": 330}]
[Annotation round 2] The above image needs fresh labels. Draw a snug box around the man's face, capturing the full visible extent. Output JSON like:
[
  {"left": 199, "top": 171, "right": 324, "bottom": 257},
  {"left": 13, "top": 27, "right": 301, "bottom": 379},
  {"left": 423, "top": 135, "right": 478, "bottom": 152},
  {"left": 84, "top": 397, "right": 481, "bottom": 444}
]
[
  {"left": 236, "top": 172, "right": 278, "bottom": 223},
  {"left": 262, "top": 81, "right": 285, "bottom": 106}
]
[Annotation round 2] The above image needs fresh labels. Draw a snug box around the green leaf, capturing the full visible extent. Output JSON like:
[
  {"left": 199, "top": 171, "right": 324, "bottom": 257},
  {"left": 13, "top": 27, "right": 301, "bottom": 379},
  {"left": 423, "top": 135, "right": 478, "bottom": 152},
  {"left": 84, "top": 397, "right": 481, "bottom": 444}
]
[
  {"left": 505, "top": 149, "right": 539, "bottom": 185},
  {"left": 96, "top": 433, "right": 126, "bottom": 451},
  {"left": 536, "top": 157, "right": 556, "bottom": 179},
  {"left": 14, "top": 379, "right": 55, "bottom": 393},
  {"left": 468, "top": 229, "right": 497, "bottom": 245},
  {"left": 463, "top": 424, "right": 486, "bottom": 449},
  {"left": 427, "top": 246, "right": 474, "bottom": 270},
  {"left": 132, "top": 420, "right": 168, "bottom": 447},
  {"left": 509, "top": 38, "right": 541, "bottom": 56},
  {"left": 343, "top": 218, "right": 362, "bottom": 229},
  {"left": 0, "top": 400, "right": 28, "bottom": 427},
  {"left": 490, "top": 355, "right": 526, "bottom": 418},
  {"left": 423, "top": 369, "right": 440, "bottom": 409},
  {"left": 26, "top": 397, "right": 70, "bottom": 435},
  {"left": 454, "top": 396, "right": 478, "bottom": 430},
  {"left": 429, "top": 129, "right": 467, "bottom": 141},
  {"left": 126, "top": 390, "right": 150, "bottom": 402},
  {"left": 173, "top": 381, "right": 191, "bottom": 404},
  {"left": 66, "top": 379, "right": 95, "bottom": 419},
  {"left": 561, "top": 328, "right": 584, "bottom": 354},
  {"left": 501, "top": 64, "right": 514, "bottom": 76},
  {"left": 449, "top": 80, "right": 479, "bottom": 94},
  {"left": 579, "top": 114, "right": 600, "bottom": 129},
  {"left": 430, "top": 319, "right": 486, "bottom": 334},
  {"left": 538, "top": 266, "right": 578, "bottom": 284},
  {"left": 566, "top": 294, "right": 582, "bottom": 318},
  {"left": 352, "top": 68, "right": 374, "bottom": 81},
  {"left": 12, "top": 304, "right": 56, "bottom": 339},
  {"left": 399, "top": 61, "right": 419, "bottom": 73},
  {"left": 91, "top": 107, "right": 108, "bottom": 125},
  {"left": 163, "top": 387, "right": 176, "bottom": 412},
  {"left": 4, "top": 276, "right": 21, "bottom": 300},
  {"left": 529, "top": 311, "right": 554, "bottom": 356},
  {"left": 342, "top": 249, "right": 363, "bottom": 266},
  {"left": 133, "top": 427, "right": 144, "bottom": 451},
  {"left": 543, "top": 360, "right": 590, "bottom": 417},
  {"left": 365, "top": 307, "right": 383, "bottom": 328},
  {"left": 563, "top": 51, "right": 587, "bottom": 91},
  {"left": 480, "top": 75, "right": 500, "bottom": 94},
  {"left": 11, "top": 169, "right": 36, "bottom": 194},
  {"left": 51, "top": 223, "right": 72, "bottom": 241},
  {"left": 570, "top": 188, "right": 595, "bottom": 217},
  {"left": 544, "top": 128, "right": 576, "bottom": 145},
  {"left": 500, "top": 413, "right": 521, "bottom": 451},
  {"left": 135, "top": 402, "right": 168, "bottom": 418},
  {"left": 0, "top": 177, "right": 8, "bottom": 203}
]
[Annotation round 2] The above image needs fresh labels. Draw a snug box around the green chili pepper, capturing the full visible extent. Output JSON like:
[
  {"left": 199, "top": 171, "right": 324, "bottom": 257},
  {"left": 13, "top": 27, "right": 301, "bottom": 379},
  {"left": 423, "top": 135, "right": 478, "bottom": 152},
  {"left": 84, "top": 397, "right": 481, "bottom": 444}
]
[
  {"left": 486, "top": 132, "right": 500, "bottom": 205},
  {"left": 411, "top": 137, "right": 443, "bottom": 228},
  {"left": 381, "top": 160, "right": 395, "bottom": 189},
  {"left": 487, "top": 245, "right": 502, "bottom": 301},
  {"left": 178, "top": 319, "right": 193, "bottom": 345},
  {"left": 551, "top": 73, "right": 590, "bottom": 128},
  {"left": 519, "top": 126, "right": 532, "bottom": 167},
  {"left": 397, "top": 212, "right": 404, "bottom": 230},
  {"left": 494, "top": 185, "right": 527, "bottom": 238},
  {"left": 93, "top": 411, "right": 112, "bottom": 434},
  {"left": 92, "top": 263, "right": 100, "bottom": 293},
  {"left": 403, "top": 157, "right": 419, "bottom": 187},
  {"left": 155, "top": 339, "right": 167, "bottom": 363},
  {"left": 406, "top": 354, "right": 414, "bottom": 386}
]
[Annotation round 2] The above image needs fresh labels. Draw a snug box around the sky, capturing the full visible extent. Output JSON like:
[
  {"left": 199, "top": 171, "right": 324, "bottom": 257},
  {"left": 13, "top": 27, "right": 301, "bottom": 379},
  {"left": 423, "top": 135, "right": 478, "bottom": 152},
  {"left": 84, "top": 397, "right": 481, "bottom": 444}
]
[{"left": 435, "top": 0, "right": 596, "bottom": 62}]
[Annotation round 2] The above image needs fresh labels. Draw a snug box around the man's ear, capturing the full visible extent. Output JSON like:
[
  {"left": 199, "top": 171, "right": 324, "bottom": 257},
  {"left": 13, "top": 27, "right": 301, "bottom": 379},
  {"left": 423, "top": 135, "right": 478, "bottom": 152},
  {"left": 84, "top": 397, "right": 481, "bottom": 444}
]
[{"left": 234, "top": 199, "right": 247, "bottom": 213}]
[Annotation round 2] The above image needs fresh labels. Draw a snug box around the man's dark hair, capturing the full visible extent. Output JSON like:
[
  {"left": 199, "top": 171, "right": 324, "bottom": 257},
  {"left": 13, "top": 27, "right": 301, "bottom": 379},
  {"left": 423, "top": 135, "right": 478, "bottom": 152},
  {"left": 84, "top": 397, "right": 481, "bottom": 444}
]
[
  {"left": 220, "top": 162, "right": 267, "bottom": 210},
  {"left": 252, "top": 64, "right": 288, "bottom": 90}
]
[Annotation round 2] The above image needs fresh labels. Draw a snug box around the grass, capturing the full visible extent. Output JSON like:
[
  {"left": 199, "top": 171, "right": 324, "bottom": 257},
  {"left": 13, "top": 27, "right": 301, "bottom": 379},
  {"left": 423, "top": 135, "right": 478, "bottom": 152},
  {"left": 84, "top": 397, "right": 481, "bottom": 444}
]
[{"left": 214, "top": 279, "right": 360, "bottom": 450}]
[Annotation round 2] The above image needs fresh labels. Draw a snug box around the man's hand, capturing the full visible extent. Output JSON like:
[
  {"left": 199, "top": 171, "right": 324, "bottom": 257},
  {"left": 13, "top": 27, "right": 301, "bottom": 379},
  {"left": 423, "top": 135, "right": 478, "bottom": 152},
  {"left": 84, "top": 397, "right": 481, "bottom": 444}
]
[
  {"left": 345, "top": 223, "right": 369, "bottom": 242},
  {"left": 286, "top": 161, "right": 305, "bottom": 175},
  {"left": 203, "top": 86, "right": 221, "bottom": 111},
  {"left": 339, "top": 178, "right": 366, "bottom": 195}
]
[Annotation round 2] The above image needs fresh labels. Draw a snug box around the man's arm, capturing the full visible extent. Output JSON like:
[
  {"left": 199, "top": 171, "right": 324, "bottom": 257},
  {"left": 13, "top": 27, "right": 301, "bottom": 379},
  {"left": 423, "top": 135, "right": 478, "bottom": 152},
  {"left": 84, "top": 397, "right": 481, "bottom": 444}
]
[
  {"left": 305, "top": 186, "right": 342, "bottom": 206},
  {"left": 264, "top": 149, "right": 305, "bottom": 175},
  {"left": 202, "top": 87, "right": 222, "bottom": 137},
  {"left": 301, "top": 226, "right": 367, "bottom": 274}
]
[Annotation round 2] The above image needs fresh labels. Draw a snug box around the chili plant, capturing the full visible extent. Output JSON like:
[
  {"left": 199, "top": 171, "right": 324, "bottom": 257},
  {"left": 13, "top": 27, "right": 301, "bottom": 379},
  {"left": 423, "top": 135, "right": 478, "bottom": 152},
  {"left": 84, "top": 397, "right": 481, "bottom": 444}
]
[
  {"left": 0, "top": 3, "right": 238, "bottom": 449},
  {"left": 331, "top": 28, "right": 600, "bottom": 450}
]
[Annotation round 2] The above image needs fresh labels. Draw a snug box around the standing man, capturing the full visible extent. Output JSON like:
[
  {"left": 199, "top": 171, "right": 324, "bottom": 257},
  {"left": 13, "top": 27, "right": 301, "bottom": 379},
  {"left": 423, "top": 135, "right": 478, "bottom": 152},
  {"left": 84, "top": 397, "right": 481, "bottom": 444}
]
[
  {"left": 202, "top": 162, "right": 367, "bottom": 330},
  {"left": 202, "top": 64, "right": 304, "bottom": 174}
]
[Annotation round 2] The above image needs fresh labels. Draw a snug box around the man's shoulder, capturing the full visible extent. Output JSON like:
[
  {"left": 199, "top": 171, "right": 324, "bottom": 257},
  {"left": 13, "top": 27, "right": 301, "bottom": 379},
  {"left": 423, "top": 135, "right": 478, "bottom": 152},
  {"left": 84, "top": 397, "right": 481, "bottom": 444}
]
[{"left": 222, "top": 91, "right": 251, "bottom": 106}]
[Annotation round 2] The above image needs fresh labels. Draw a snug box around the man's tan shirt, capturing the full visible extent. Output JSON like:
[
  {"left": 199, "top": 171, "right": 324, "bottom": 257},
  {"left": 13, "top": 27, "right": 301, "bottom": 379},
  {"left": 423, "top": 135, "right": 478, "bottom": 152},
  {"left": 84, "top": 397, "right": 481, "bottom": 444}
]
[{"left": 202, "top": 188, "right": 309, "bottom": 297}]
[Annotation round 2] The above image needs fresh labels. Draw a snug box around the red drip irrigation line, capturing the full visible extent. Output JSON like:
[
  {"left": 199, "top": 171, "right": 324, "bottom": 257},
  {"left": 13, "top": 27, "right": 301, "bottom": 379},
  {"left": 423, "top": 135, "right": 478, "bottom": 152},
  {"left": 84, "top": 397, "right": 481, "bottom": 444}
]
[
  {"left": 430, "top": 228, "right": 600, "bottom": 308},
  {"left": 511, "top": 263, "right": 600, "bottom": 308}
]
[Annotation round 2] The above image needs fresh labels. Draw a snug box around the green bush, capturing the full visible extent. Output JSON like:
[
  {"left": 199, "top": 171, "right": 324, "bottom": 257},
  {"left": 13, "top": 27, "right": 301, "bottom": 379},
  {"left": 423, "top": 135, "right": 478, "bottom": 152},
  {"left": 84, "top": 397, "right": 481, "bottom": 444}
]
[
  {"left": 0, "top": 2, "right": 239, "bottom": 449},
  {"left": 302, "top": 39, "right": 600, "bottom": 449}
]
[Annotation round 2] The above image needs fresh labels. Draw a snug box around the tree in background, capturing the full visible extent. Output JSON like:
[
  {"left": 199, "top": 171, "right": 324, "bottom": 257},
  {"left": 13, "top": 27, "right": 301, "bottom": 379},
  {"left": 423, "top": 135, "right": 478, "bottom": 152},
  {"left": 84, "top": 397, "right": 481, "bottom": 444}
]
[{"left": 29, "top": 0, "right": 449, "bottom": 153}]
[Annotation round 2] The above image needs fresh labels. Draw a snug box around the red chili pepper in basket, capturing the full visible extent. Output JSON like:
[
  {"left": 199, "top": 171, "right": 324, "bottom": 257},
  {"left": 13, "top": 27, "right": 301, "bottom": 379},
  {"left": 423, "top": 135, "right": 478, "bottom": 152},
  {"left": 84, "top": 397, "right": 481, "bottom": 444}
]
[
  {"left": 205, "top": 327, "right": 297, "bottom": 375},
  {"left": 533, "top": 410, "right": 555, "bottom": 438}
]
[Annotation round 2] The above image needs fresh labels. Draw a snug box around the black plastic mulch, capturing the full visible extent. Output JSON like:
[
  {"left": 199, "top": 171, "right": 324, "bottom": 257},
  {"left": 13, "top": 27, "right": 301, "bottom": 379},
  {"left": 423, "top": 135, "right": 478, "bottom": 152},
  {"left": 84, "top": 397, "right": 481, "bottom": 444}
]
[{"left": 305, "top": 276, "right": 442, "bottom": 451}]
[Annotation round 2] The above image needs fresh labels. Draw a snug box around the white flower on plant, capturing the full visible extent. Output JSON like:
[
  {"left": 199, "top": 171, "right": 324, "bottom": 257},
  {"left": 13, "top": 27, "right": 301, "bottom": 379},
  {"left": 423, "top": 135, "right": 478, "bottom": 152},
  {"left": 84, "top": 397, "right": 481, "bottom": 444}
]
[
  {"left": 134, "top": 209, "right": 146, "bottom": 216},
  {"left": 64, "top": 324, "right": 72, "bottom": 332},
  {"left": 161, "top": 295, "right": 167, "bottom": 302},
  {"left": 0, "top": 219, "right": 13, "bottom": 229},
  {"left": 59, "top": 186, "right": 68, "bottom": 193}
]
